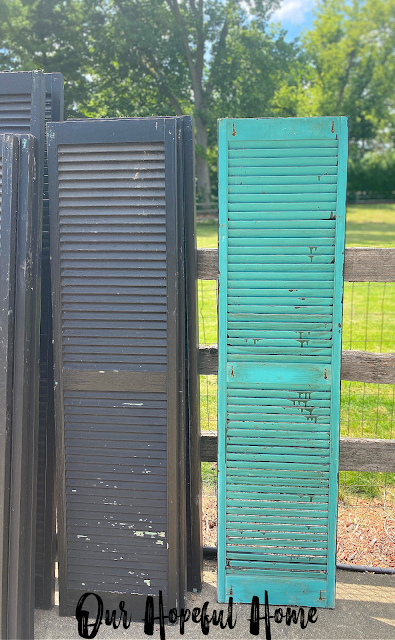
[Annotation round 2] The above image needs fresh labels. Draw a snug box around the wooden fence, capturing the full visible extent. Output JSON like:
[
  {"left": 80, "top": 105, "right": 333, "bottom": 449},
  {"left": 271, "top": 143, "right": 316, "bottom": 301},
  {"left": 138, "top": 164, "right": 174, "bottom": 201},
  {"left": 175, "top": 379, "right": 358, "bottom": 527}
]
[{"left": 198, "top": 247, "right": 395, "bottom": 474}]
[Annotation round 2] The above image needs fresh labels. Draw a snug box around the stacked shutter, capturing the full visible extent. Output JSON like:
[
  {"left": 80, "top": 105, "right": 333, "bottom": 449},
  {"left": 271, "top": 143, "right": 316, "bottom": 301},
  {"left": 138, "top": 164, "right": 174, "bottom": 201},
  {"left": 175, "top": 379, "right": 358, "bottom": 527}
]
[
  {"left": 0, "top": 133, "right": 41, "bottom": 639},
  {"left": 47, "top": 118, "right": 188, "bottom": 617},
  {"left": 0, "top": 70, "right": 64, "bottom": 608},
  {"left": 218, "top": 117, "right": 348, "bottom": 608}
]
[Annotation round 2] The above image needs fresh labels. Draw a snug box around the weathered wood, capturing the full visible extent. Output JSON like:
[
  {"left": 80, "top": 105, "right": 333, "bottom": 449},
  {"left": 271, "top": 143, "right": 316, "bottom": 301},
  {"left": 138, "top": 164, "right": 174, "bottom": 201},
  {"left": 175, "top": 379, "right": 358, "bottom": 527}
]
[
  {"left": 343, "top": 247, "right": 395, "bottom": 282},
  {"left": 199, "top": 346, "right": 395, "bottom": 384},
  {"left": 339, "top": 437, "right": 395, "bottom": 472},
  {"left": 341, "top": 350, "right": 395, "bottom": 384},
  {"left": 201, "top": 433, "right": 395, "bottom": 472},
  {"left": 201, "top": 432, "right": 217, "bottom": 463},
  {"left": 197, "top": 247, "right": 395, "bottom": 282},
  {"left": 197, "top": 248, "right": 218, "bottom": 280},
  {"left": 199, "top": 345, "right": 219, "bottom": 375}
]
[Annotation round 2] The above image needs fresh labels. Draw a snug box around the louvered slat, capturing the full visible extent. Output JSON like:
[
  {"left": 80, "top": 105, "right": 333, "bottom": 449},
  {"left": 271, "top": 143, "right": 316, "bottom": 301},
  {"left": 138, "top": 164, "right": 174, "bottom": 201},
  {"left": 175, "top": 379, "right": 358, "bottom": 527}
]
[{"left": 218, "top": 117, "right": 348, "bottom": 609}]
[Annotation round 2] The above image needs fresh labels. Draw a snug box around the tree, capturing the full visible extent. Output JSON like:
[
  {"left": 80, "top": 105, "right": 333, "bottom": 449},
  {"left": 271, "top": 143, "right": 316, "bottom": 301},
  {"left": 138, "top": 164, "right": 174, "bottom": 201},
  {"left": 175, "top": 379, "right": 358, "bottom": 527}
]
[
  {"left": 0, "top": 0, "right": 101, "bottom": 109},
  {"left": 79, "top": 0, "right": 289, "bottom": 203},
  {"left": 1, "top": 0, "right": 301, "bottom": 203},
  {"left": 294, "top": 0, "right": 395, "bottom": 154}
]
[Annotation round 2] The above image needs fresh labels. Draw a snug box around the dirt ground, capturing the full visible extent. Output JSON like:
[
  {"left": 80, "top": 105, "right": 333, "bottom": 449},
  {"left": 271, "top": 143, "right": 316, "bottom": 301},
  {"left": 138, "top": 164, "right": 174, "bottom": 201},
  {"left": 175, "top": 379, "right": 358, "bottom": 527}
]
[{"left": 202, "top": 491, "right": 395, "bottom": 569}]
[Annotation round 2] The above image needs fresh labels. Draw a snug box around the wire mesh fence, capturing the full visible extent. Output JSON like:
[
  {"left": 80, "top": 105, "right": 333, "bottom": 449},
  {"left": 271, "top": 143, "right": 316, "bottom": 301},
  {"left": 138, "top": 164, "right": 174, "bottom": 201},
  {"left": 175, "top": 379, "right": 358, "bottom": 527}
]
[
  {"left": 340, "top": 281, "right": 395, "bottom": 507},
  {"left": 198, "top": 261, "right": 395, "bottom": 567}
]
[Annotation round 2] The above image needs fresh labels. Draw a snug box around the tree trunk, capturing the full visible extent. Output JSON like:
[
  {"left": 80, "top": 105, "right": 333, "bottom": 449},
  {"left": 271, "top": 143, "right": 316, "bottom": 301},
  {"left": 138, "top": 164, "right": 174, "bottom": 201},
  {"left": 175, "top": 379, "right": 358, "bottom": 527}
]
[{"left": 195, "top": 113, "right": 211, "bottom": 205}]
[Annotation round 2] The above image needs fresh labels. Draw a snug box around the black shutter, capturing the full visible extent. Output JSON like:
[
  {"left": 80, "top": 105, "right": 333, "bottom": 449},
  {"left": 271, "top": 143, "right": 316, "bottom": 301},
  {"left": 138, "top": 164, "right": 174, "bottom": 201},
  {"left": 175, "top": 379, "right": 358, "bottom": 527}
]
[
  {"left": 0, "top": 134, "right": 18, "bottom": 639},
  {"left": 35, "top": 72, "right": 64, "bottom": 609},
  {"left": 0, "top": 70, "right": 63, "bottom": 608},
  {"left": 7, "top": 134, "right": 41, "bottom": 639},
  {"left": 47, "top": 118, "right": 187, "bottom": 617},
  {"left": 0, "top": 71, "right": 45, "bottom": 138}
]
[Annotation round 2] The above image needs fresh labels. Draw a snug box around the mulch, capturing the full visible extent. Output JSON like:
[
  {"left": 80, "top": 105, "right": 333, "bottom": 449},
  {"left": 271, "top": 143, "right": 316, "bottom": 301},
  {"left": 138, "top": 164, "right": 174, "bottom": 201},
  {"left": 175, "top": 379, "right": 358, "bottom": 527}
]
[{"left": 202, "top": 492, "right": 395, "bottom": 569}]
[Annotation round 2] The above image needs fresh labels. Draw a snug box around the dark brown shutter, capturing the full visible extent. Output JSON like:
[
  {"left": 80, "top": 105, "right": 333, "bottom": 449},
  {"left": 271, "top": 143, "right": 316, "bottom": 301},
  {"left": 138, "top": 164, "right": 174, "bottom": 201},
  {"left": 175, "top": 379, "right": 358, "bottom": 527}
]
[{"left": 47, "top": 118, "right": 187, "bottom": 617}]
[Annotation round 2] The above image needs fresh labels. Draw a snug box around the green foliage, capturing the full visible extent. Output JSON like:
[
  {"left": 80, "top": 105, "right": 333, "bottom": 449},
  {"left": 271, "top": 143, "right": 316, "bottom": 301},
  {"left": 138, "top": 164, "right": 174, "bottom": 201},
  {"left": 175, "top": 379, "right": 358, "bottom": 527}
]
[
  {"left": 290, "top": 0, "right": 395, "bottom": 191},
  {"left": 2, "top": 0, "right": 395, "bottom": 197},
  {"left": 296, "top": 0, "right": 395, "bottom": 138},
  {"left": 348, "top": 151, "right": 395, "bottom": 198},
  {"left": 0, "top": 0, "right": 102, "bottom": 115},
  {"left": 0, "top": 0, "right": 299, "bottom": 197},
  {"left": 207, "top": 23, "right": 299, "bottom": 135}
]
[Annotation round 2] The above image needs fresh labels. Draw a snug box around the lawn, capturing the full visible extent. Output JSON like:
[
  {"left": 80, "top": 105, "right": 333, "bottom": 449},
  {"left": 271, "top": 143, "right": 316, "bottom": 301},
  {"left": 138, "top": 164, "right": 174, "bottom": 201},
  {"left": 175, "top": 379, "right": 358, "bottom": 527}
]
[{"left": 198, "top": 204, "right": 395, "bottom": 499}]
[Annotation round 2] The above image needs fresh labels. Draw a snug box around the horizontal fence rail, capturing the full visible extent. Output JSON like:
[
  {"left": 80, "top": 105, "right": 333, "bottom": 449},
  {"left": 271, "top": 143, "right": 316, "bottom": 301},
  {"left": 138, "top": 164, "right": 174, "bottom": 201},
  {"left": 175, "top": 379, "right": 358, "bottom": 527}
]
[
  {"left": 201, "top": 433, "right": 395, "bottom": 472},
  {"left": 197, "top": 247, "right": 395, "bottom": 282},
  {"left": 198, "top": 246, "right": 395, "bottom": 472}
]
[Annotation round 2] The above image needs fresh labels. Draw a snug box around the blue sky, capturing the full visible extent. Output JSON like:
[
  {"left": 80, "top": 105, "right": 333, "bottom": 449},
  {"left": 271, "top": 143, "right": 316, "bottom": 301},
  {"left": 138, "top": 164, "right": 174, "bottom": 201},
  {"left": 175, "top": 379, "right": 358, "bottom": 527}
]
[{"left": 270, "top": 0, "right": 316, "bottom": 40}]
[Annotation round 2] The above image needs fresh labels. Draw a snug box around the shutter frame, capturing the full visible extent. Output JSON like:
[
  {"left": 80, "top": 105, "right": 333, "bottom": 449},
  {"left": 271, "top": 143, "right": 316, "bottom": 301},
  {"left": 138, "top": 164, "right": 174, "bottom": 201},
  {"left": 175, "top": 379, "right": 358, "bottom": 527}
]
[
  {"left": 182, "top": 116, "right": 203, "bottom": 592},
  {"left": 218, "top": 117, "right": 348, "bottom": 608},
  {"left": 35, "top": 72, "right": 64, "bottom": 610}
]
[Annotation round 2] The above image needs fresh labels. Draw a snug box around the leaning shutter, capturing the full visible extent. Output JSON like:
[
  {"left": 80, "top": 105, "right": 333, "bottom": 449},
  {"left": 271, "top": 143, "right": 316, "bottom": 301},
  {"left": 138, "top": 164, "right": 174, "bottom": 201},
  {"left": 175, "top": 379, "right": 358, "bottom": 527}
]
[
  {"left": 0, "top": 70, "right": 59, "bottom": 609},
  {"left": 0, "top": 134, "right": 18, "bottom": 638},
  {"left": 7, "top": 134, "right": 41, "bottom": 639},
  {"left": 35, "top": 72, "right": 64, "bottom": 609},
  {"left": 47, "top": 118, "right": 186, "bottom": 617},
  {"left": 218, "top": 117, "right": 348, "bottom": 608}
]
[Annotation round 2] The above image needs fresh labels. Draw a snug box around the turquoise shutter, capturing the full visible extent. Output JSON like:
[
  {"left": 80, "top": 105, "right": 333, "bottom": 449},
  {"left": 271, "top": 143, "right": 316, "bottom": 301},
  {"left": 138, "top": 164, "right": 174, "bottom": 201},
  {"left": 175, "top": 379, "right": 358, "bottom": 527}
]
[{"left": 217, "top": 117, "right": 348, "bottom": 608}]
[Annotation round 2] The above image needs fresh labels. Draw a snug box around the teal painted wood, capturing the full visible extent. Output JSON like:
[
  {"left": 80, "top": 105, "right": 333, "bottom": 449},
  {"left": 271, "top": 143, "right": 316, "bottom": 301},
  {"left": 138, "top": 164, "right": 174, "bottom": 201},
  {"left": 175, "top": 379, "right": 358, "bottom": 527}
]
[
  {"left": 217, "top": 119, "right": 228, "bottom": 603},
  {"left": 217, "top": 116, "right": 348, "bottom": 609}
]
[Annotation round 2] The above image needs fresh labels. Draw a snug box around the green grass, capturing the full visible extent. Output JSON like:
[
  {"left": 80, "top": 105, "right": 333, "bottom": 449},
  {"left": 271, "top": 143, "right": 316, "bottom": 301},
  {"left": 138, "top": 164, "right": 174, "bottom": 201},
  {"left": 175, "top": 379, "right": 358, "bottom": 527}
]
[
  {"left": 345, "top": 203, "right": 395, "bottom": 247},
  {"left": 196, "top": 219, "right": 218, "bottom": 249},
  {"left": 197, "top": 202, "right": 395, "bottom": 249},
  {"left": 197, "top": 204, "right": 395, "bottom": 499}
]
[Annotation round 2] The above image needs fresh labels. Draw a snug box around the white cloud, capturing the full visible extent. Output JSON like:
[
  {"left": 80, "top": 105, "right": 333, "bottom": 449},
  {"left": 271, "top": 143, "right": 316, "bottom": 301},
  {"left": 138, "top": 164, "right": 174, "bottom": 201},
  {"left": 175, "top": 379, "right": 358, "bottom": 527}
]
[{"left": 272, "top": 0, "right": 315, "bottom": 25}]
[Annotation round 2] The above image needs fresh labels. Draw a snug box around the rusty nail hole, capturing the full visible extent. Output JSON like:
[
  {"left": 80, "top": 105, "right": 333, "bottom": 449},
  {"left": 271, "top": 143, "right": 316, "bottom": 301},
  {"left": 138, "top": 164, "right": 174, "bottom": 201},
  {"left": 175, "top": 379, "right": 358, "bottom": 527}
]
[
  {"left": 331, "top": 121, "right": 335, "bottom": 133},
  {"left": 232, "top": 122, "right": 236, "bottom": 136},
  {"left": 324, "top": 369, "right": 328, "bottom": 379},
  {"left": 231, "top": 366, "right": 234, "bottom": 377}
]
